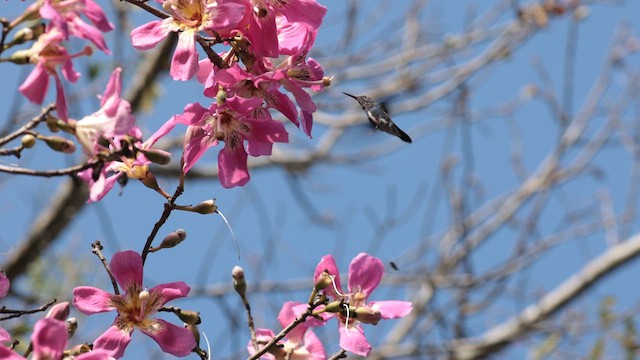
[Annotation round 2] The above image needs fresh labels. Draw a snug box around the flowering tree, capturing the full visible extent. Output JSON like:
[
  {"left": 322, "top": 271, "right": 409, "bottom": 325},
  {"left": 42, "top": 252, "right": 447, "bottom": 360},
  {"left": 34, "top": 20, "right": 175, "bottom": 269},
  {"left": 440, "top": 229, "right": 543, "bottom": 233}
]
[{"left": 1, "top": 0, "right": 640, "bottom": 359}]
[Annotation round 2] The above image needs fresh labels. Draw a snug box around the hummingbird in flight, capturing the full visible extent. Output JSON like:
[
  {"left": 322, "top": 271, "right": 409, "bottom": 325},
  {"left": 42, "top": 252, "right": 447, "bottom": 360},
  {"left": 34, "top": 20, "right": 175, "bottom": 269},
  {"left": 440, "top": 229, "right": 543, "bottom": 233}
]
[{"left": 343, "top": 92, "right": 412, "bottom": 143}]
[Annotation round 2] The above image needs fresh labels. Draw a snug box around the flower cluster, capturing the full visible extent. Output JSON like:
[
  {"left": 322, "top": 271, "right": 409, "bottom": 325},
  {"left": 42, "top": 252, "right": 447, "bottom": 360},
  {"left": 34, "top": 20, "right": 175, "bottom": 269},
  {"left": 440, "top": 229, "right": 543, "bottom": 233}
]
[
  {"left": 14, "top": 0, "right": 113, "bottom": 121},
  {"left": 0, "top": 301, "right": 113, "bottom": 360},
  {"left": 74, "top": 67, "right": 170, "bottom": 202},
  {"left": 247, "top": 253, "right": 413, "bottom": 359},
  {"left": 134, "top": 0, "right": 329, "bottom": 188},
  {"left": 0, "top": 2, "right": 416, "bottom": 360},
  {"left": 312, "top": 253, "right": 413, "bottom": 357}
]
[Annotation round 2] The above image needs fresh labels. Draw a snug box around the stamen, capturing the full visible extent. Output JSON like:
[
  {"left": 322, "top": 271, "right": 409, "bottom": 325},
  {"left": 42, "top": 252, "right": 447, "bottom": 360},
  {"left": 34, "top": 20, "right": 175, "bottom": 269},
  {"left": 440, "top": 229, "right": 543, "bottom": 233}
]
[
  {"left": 328, "top": 274, "right": 347, "bottom": 297},
  {"left": 138, "top": 290, "right": 150, "bottom": 321},
  {"left": 343, "top": 303, "right": 352, "bottom": 336},
  {"left": 202, "top": 330, "right": 211, "bottom": 360},
  {"left": 215, "top": 209, "right": 240, "bottom": 260}
]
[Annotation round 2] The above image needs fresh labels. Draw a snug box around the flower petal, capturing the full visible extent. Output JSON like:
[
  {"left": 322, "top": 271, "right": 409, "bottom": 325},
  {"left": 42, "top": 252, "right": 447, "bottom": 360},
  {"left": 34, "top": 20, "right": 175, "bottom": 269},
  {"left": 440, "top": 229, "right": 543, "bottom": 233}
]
[
  {"left": 32, "top": 318, "right": 67, "bottom": 360},
  {"left": 302, "top": 329, "right": 326, "bottom": 360},
  {"left": 348, "top": 253, "right": 383, "bottom": 297},
  {"left": 314, "top": 255, "right": 343, "bottom": 299},
  {"left": 93, "top": 324, "right": 133, "bottom": 359},
  {"left": 218, "top": 144, "right": 249, "bottom": 188},
  {"left": 183, "top": 125, "right": 216, "bottom": 173},
  {"left": 130, "top": 20, "right": 171, "bottom": 50},
  {"left": 72, "top": 286, "right": 115, "bottom": 315},
  {"left": 277, "top": 302, "right": 305, "bottom": 343},
  {"left": 0, "top": 327, "right": 10, "bottom": 343},
  {"left": 139, "top": 319, "right": 195, "bottom": 357},
  {"left": 53, "top": 74, "right": 69, "bottom": 121},
  {"left": 0, "top": 346, "right": 22, "bottom": 360},
  {"left": 75, "top": 349, "right": 114, "bottom": 360},
  {"left": 370, "top": 300, "right": 413, "bottom": 319},
  {"left": 171, "top": 31, "right": 198, "bottom": 81},
  {"left": 149, "top": 282, "right": 190, "bottom": 305},
  {"left": 0, "top": 271, "right": 9, "bottom": 298},
  {"left": 84, "top": 0, "right": 115, "bottom": 32},
  {"left": 19, "top": 63, "right": 49, "bottom": 105},
  {"left": 338, "top": 323, "right": 370, "bottom": 357},
  {"left": 248, "top": 329, "right": 276, "bottom": 359},
  {"left": 110, "top": 250, "right": 143, "bottom": 290}
]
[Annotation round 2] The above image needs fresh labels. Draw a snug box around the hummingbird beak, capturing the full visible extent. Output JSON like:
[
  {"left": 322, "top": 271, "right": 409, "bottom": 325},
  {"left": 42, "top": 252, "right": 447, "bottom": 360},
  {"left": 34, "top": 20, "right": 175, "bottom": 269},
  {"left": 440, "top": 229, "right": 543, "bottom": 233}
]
[{"left": 342, "top": 92, "right": 358, "bottom": 99}]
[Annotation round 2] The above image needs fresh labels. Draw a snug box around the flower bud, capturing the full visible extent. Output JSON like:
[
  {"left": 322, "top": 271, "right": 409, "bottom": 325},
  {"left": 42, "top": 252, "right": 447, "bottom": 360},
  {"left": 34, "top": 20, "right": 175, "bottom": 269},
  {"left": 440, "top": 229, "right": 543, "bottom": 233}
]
[
  {"left": 324, "top": 300, "right": 344, "bottom": 313},
  {"left": 177, "top": 309, "right": 201, "bottom": 325},
  {"left": 11, "top": 23, "right": 45, "bottom": 45},
  {"left": 573, "top": 6, "right": 590, "bottom": 21},
  {"left": 192, "top": 199, "right": 218, "bottom": 214},
  {"left": 232, "top": 266, "right": 246, "bottom": 296},
  {"left": 185, "top": 324, "right": 200, "bottom": 347},
  {"left": 46, "top": 302, "right": 70, "bottom": 321},
  {"left": 46, "top": 114, "right": 60, "bottom": 132},
  {"left": 8, "top": 49, "right": 32, "bottom": 64},
  {"left": 314, "top": 270, "right": 332, "bottom": 291},
  {"left": 159, "top": 229, "right": 187, "bottom": 249},
  {"left": 138, "top": 169, "right": 161, "bottom": 191},
  {"left": 139, "top": 148, "right": 172, "bottom": 165},
  {"left": 21, "top": 134, "right": 36, "bottom": 148},
  {"left": 66, "top": 317, "right": 78, "bottom": 338},
  {"left": 354, "top": 307, "right": 382, "bottom": 325},
  {"left": 216, "top": 88, "right": 227, "bottom": 106},
  {"left": 41, "top": 136, "right": 75, "bottom": 153}
]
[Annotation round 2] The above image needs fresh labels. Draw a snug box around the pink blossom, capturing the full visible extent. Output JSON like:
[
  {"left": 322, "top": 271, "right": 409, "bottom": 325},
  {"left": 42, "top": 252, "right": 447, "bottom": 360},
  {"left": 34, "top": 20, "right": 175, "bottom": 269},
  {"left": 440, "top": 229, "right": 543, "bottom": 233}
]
[
  {"left": 75, "top": 67, "right": 135, "bottom": 155},
  {"left": 0, "top": 318, "right": 113, "bottom": 360},
  {"left": 35, "top": 0, "right": 113, "bottom": 53},
  {"left": 248, "top": 302, "right": 325, "bottom": 360},
  {"left": 72, "top": 250, "right": 195, "bottom": 358},
  {"left": 150, "top": 97, "right": 288, "bottom": 188},
  {"left": 207, "top": 63, "right": 299, "bottom": 126},
  {"left": 18, "top": 27, "right": 90, "bottom": 121},
  {"left": 74, "top": 68, "right": 170, "bottom": 202},
  {"left": 0, "top": 272, "right": 10, "bottom": 344},
  {"left": 235, "top": 0, "right": 326, "bottom": 58},
  {"left": 313, "top": 253, "right": 413, "bottom": 357},
  {"left": 130, "top": 0, "right": 245, "bottom": 80},
  {"left": 275, "top": 26, "right": 325, "bottom": 137}
]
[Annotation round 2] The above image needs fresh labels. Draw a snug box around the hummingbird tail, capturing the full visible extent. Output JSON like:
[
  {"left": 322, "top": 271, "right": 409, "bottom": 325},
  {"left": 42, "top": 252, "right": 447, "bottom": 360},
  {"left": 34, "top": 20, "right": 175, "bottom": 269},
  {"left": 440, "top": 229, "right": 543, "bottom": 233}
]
[{"left": 394, "top": 126, "right": 412, "bottom": 143}]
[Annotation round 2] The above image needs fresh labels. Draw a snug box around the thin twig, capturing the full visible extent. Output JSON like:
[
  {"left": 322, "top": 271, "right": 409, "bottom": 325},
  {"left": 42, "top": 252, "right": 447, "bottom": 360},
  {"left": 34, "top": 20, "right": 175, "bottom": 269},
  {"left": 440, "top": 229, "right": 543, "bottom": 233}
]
[
  {"left": 0, "top": 298, "right": 56, "bottom": 321},
  {"left": 92, "top": 241, "right": 119, "bottom": 295}
]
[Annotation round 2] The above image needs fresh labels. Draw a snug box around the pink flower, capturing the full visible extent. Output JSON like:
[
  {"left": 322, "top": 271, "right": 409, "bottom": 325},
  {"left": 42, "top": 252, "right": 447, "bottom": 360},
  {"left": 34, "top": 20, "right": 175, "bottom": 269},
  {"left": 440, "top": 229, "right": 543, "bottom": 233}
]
[
  {"left": 72, "top": 251, "right": 195, "bottom": 358},
  {"left": 275, "top": 26, "right": 325, "bottom": 137},
  {"left": 150, "top": 97, "right": 288, "bottom": 188},
  {"left": 76, "top": 122, "right": 169, "bottom": 203},
  {"left": 249, "top": 302, "right": 325, "bottom": 360},
  {"left": 75, "top": 67, "right": 135, "bottom": 155},
  {"left": 18, "top": 27, "right": 91, "bottom": 121},
  {"left": 207, "top": 63, "right": 299, "bottom": 126},
  {"left": 235, "top": 0, "right": 327, "bottom": 58},
  {"left": 130, "top": 0, "right": 245, "bottom": 80},
  {"left": 73, "top": 69, "right": 170, "bottom": 203},
  {"left": 35, "top": 0, "right": 113, "bottom": 53},
  {"left": 0, "top": 318, "right": 113, "bottom": 360},
  {"left": 313, "top": 253, "right": 413, "bottom": 357},
  {"left": 0, "top": 272, "right": 10, "bottom": 344}
]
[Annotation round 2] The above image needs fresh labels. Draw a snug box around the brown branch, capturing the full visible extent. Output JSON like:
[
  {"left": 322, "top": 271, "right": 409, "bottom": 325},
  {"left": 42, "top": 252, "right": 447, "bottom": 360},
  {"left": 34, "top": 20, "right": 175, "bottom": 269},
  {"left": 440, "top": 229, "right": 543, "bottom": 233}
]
[{"left": 448, "top": 233, "right": 640, "bottom": 360}]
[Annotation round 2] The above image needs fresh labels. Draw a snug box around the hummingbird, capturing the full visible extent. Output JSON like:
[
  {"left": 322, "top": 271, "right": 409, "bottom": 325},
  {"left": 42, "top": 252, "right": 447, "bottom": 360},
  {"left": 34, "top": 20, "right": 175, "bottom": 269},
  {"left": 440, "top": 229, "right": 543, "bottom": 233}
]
[{"left": 343, "top": 92, "right": 412, "bottom": 143}]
